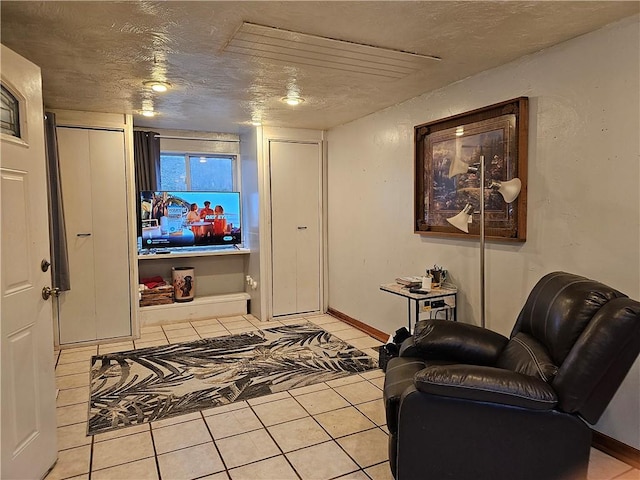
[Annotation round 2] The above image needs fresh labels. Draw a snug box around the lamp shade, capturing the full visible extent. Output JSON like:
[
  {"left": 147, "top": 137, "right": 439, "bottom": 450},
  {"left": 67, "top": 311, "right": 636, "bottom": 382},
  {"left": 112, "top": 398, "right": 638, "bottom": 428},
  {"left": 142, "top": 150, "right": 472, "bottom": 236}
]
[
  {"left": 446, "top": 203, "right": 474, "bottom": 233},
  {"left": 491, "top": 178, "right": 522, "bottom": 203},
  {"left": 448, "top": 156, "right": 471, "bottom": 178}
]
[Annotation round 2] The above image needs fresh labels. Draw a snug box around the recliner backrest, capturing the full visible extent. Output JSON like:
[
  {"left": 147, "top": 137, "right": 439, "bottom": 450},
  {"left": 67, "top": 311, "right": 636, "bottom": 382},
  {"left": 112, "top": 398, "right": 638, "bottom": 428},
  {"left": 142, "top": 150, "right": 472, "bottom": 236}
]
[
  {"left": 505, "top": 271, "right": 640, "bottom": 424},
  {"left": 552, "top": 297, "right": 640, "bottom": 423},
  {"left": 510, "top": 272, "right": 626, "bottom": 365}
]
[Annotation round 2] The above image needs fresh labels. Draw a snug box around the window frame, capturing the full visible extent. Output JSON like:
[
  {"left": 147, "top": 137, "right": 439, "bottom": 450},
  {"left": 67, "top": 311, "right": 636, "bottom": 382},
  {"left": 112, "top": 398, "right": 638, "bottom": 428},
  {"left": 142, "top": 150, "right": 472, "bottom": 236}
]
[
  {"left": 159, "top": 151, "right": 240, "bottom": 192},
  {"left": 1, "top": 83, "right": 22, "bottom": 138}
]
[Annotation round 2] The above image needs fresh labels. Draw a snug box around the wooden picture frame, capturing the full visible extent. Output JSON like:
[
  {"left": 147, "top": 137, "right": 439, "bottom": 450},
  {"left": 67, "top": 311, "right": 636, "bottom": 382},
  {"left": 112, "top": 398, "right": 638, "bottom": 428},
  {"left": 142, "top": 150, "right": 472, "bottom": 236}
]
[{"left": 414, "top": 97, "right": 528, "bottom": 241}]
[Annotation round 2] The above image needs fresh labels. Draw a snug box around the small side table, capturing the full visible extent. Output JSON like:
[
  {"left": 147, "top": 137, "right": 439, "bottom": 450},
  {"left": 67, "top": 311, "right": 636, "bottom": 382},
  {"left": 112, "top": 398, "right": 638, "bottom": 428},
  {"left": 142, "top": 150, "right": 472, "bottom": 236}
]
[{"left": 380, "top": 283, "right": 458, "bottom": 332}]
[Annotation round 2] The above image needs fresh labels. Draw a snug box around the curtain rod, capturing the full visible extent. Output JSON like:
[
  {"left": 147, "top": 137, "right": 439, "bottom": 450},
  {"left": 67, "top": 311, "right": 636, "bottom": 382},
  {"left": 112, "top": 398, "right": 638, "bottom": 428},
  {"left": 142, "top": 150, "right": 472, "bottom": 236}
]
[{"left": 156, "top": 135, "right": 240, "bottom": 143}]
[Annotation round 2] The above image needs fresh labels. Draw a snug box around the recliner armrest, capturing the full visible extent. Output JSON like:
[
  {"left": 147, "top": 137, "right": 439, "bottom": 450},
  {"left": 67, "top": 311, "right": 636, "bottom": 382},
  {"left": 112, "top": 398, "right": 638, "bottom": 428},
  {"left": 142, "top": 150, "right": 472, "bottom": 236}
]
[
  {"left": 413, "top": 319, "right": 509, "bottom": 365},
  {"left": 398, "top": 337, "right": 419, "bottom": 357},
  {"left": 414, "top": 364, "right": 558, "bottom": 410}
]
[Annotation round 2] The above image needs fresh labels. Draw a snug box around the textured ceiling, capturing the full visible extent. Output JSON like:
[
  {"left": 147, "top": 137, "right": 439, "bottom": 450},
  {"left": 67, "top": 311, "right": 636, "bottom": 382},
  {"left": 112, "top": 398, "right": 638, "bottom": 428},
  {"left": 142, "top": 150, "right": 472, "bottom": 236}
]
[{"left": 1, "top": 1, "right": 638, "bottom": 133}]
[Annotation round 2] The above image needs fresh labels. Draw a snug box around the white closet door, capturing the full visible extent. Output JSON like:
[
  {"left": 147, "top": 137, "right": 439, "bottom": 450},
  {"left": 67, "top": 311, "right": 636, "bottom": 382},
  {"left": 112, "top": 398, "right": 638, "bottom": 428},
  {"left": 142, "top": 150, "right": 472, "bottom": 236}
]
[
  {"left": 89, "top": 130, "right": 131, "bottom": 339},
  {"left": 56, "top": 127, "right": 131, "bottom": 343},
  {"left": 57, "top": 127, "right": 97, "bottom": 343},
  {"left": 270, "top": 141, "right": 321, "bottom": 316}
]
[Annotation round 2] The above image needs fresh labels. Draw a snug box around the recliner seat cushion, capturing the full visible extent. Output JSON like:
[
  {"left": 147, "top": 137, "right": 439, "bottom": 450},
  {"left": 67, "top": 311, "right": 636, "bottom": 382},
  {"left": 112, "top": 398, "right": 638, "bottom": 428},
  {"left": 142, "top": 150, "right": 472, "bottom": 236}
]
[{"left": 414, "top": 364, "right": 558, "bottom": 410}]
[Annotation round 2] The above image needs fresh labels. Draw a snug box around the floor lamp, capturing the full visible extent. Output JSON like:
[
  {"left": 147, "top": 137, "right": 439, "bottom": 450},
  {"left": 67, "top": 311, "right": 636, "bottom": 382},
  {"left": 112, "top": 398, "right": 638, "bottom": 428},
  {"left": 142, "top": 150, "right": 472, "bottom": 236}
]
[{"left": 446, "top": 155, "right": 521, "bottom": 328}]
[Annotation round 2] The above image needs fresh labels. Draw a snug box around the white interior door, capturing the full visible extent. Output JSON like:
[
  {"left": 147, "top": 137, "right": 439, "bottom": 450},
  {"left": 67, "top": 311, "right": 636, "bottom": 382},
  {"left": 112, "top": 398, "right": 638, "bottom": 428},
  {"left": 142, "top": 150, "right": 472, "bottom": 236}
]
[
  {"left": 1, "top": 44, "right": 58, "bottom": 480},
  {"left": 270, "top": 141, "right": 321, "bottom": 317}
]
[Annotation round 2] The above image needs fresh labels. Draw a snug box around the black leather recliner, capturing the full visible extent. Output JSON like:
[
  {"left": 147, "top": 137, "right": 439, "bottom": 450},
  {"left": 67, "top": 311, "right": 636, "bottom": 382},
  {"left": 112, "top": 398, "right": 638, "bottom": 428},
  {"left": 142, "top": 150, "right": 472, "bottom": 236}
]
[{"left": 383, "top": 272, "right": 640, "bottom": 480}]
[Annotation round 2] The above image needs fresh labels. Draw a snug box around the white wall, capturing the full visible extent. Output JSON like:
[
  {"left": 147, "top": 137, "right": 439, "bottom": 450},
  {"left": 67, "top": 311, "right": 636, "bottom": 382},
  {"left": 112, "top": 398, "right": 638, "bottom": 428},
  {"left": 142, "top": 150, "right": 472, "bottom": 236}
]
[
  {"left": 327, "top": 16, "right": 639, "bottom": 447},
  {"left": 240, "top": 127, "right": 263, "bottom": 319}
]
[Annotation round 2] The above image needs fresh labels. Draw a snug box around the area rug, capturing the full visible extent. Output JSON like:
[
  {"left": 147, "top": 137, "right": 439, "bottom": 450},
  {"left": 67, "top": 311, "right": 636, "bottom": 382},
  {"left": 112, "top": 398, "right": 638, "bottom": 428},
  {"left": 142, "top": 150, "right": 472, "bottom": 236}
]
[{"left": 88, "top": 322, "right": 378, "bottom": 435}]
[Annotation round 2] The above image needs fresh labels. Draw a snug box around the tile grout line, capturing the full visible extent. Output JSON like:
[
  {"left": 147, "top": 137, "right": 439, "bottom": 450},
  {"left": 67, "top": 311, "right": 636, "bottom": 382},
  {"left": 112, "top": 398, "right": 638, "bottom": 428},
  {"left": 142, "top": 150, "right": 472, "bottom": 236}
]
[
  {"left": 199, "top": 409, "right": 232, "bottom": 478},
  {"left": 286, "top": 383, "right": 376, "bottom": 478},
  {"left": 610, "top": 466, "right": 637, "bottom": 479},
  {"left": 243, "top": 395, "right": 304, "bottom": 480},
  {"left": 87, "top": 432, "right": 95, "bottom": 480},
  {"left": 148, "top": 423, "right": 163, "bottom": 480}
]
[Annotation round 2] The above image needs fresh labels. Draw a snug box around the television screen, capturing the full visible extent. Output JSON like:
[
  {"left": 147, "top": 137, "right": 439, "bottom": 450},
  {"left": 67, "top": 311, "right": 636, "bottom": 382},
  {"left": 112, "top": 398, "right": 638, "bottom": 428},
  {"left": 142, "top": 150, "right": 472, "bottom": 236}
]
[{"left": 140, "top": 191, "right": 241, "bottom": 249}]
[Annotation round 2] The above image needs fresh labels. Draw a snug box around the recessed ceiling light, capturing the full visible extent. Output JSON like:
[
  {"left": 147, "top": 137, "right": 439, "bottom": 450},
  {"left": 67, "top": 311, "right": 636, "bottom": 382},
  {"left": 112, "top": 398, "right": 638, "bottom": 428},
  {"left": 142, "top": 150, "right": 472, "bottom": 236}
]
[
  {"left": 141, "top": 110, "right": 155, "bottom": 117},
  {"left": 281, "top": 96, "right": 304, "bottom": 106},
  {"left": 143, "top": 81, "right": 171, "bottom": 93},
  {"left": 251, "top": 121, "right": 262, "bottom": 126}
]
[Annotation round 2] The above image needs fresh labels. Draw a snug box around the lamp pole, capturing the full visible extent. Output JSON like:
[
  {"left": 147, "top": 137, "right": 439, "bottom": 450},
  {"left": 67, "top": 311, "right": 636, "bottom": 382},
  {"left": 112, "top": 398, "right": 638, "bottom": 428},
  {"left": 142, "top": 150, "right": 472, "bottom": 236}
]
[
  {"left": 479, "top": 155, "right": 486, "bottom": 328},
  {"left": 446, "top": 152, "right": 521, "bottom": 330}
]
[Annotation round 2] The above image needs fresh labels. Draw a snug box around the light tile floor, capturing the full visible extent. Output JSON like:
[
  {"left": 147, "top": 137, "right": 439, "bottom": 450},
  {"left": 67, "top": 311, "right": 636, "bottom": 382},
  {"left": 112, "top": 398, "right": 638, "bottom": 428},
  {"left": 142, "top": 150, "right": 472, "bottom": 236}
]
[{"left": 47, "top": 314, "right": 639, "bottom": 480}]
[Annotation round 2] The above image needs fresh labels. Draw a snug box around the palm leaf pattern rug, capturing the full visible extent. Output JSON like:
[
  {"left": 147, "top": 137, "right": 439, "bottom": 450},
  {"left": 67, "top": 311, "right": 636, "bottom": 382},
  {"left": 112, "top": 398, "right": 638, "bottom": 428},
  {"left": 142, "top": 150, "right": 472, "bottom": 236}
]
[{"left": 88, "top": 322, "right": 378, "bottom": 435}]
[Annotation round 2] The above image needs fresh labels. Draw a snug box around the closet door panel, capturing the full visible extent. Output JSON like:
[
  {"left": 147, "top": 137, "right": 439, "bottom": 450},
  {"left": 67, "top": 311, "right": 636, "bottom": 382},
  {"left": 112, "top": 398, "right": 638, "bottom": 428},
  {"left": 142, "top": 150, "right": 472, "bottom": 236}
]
[
  {"left": 89, "top": 130, "right": 131, "bottom": 339},
  {"left": 270, "top": 143, "right": 298, "bottom": 316},
  {"left": 293, "top": 143, "right": 321, "bottom": 314},
  {"left": 56, "top": 128, "right": 97, "bottom": 344}
]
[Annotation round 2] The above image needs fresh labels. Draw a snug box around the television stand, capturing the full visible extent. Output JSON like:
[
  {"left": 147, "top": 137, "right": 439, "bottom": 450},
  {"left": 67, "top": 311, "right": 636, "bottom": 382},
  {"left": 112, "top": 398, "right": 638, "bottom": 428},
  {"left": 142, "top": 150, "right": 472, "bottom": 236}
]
[
  {"left": 137, "top": 248, "right": 252, "bottom": 326},
  {"left": 139, "top": 292, "right": 250, "bottom": 326}
]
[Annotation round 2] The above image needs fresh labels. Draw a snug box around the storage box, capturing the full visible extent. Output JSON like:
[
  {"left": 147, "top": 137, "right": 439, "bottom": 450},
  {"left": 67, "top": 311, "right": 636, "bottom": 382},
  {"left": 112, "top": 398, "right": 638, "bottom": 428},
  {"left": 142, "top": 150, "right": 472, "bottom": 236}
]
[{"left": 139, "top": 284, "right": 174, "bottom": 307}]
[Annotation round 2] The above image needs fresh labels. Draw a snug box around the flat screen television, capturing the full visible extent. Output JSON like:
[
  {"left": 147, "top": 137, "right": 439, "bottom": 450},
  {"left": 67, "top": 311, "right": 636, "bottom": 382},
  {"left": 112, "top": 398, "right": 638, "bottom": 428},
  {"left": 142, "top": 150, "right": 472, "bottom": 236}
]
[{"left": 140, "top": 191, "right": 241, "bottom": 249}]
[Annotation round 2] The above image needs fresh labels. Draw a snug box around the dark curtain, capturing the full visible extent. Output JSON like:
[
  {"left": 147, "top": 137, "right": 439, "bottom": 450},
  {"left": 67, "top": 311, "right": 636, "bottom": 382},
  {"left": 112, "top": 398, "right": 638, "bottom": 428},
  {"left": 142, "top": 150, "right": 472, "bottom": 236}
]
[
  {"left": 44, "top": 112, "right": 71, "bottom": 291},
  {"left": 133, "top": 130, "right": 160, "bottom": 237}
]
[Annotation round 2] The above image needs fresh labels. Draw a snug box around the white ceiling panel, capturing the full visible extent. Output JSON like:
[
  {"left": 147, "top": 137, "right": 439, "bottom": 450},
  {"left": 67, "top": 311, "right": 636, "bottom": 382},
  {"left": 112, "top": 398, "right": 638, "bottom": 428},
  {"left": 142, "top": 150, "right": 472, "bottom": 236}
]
[{"left": 224, "top": 22, "right": 440, "bottom": 80}]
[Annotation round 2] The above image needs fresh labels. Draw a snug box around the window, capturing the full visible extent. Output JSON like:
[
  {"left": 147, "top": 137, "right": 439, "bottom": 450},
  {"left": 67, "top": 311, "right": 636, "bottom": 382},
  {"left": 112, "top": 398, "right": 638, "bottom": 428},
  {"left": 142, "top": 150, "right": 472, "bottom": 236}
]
[
  {"left": 159, "top": 153, "right": 236, "bottom": 191},
  {"left": 1, "top": 84, "right": 21, "bottom": 138}
]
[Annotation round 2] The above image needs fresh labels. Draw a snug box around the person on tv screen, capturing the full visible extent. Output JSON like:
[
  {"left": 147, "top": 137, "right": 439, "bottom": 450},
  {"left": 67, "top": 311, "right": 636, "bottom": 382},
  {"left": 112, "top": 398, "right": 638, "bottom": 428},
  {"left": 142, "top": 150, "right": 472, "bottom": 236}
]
[
  {"left": 186, "top": 203, "right": 199, "bottom": 223},
  {"left": 213, "top": 205, "right": 227, "bottom": 235},
  {"left": 199, "top": 201, "right": 215, "bottom": 220},
  {"left": 151, "top": 193, "right": 168, "bottom": 220},
  {"left": 199, "top": 201, "right": 215, "bottom": 239}
]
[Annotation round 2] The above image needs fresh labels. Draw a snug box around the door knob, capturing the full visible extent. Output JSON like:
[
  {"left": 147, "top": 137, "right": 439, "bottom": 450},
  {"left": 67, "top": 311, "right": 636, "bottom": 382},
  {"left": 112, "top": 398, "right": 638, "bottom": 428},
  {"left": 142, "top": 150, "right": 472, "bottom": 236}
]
[{"left": 42, "top": 286, "right": 60, "bottom": 300}]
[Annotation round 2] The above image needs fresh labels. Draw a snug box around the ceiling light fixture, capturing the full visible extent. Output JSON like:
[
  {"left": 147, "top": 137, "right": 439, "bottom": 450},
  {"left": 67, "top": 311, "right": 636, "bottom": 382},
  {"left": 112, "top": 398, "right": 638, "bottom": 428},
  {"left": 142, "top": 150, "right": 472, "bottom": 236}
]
[
  {"left": 141, "top": 110, "right": 155, "bottom": 117},
  {"left": 143, "top": 81, "right": 171, "bottom": 93},
  {"left": 281, "top": 96, "right": 304, "bottom": 106}
]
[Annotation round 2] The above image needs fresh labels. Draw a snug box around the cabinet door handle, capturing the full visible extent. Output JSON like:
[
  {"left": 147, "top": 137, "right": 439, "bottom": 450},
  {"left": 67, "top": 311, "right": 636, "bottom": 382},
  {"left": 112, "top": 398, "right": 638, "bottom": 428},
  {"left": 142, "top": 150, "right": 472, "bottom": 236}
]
[
  {"left": 297, "top": 226, "right": 307, "bottom": 230},
  {"left": 77, "top": 233, "right": 92, "bottom": 237}
]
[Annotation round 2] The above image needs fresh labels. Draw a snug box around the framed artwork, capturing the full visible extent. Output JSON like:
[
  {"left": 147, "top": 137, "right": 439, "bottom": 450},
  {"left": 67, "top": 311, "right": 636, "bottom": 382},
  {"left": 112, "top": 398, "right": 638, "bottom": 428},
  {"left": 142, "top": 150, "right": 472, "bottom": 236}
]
[{"left": 414, "top": 97, "right": 528, "bottom": 241}]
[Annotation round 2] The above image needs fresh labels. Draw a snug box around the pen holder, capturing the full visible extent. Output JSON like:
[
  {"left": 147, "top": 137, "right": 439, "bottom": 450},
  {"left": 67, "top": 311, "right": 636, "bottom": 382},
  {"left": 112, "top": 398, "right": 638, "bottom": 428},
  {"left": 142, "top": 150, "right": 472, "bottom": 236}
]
[{"left": 428, "top": 269, "right": 446, "bottom": 288}]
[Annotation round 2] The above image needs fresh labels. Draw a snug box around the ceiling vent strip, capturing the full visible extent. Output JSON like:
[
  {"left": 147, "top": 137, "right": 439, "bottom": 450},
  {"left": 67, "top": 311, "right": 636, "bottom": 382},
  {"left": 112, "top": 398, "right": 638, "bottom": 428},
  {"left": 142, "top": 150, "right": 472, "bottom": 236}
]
[{"left": 223, "top": 22, "right": 440, "bottom": 80}]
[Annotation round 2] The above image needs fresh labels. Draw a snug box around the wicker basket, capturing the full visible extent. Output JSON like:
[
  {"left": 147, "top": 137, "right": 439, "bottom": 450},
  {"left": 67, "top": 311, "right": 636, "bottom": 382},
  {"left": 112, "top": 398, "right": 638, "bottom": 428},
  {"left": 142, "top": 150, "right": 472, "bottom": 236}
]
[{"left": 139, "top": 284, "right": 174, "bottom": 307}]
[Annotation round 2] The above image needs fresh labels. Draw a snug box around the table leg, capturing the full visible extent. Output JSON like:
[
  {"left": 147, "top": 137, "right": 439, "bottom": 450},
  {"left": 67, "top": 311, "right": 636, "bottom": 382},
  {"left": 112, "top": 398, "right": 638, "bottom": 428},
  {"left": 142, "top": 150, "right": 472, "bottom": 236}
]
[{"left": 407, "top": 299, "right": 411, "bottom": 332}]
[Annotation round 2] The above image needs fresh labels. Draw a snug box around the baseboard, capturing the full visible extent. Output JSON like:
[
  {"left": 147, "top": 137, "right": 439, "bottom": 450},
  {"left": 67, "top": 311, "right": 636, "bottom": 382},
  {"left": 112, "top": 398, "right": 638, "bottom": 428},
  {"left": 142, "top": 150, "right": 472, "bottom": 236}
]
[
  {"left": 592, "top": 430, "right": 640, "bottom": 469},
  {"left": 327, "top": 307, "right": 388, "bottom": 343},
  {"left": 327, "top": 307, "right": 640, "bottom": 470}
]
